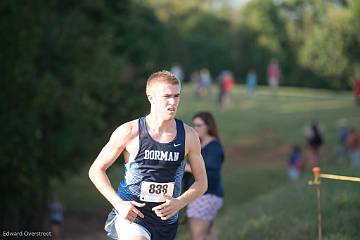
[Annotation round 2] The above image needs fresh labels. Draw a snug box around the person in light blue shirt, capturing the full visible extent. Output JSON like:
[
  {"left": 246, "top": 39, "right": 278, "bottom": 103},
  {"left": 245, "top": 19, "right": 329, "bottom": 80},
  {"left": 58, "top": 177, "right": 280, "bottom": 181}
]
[{"left": 246, "top": 69, "right": 257, "bottom": 97}]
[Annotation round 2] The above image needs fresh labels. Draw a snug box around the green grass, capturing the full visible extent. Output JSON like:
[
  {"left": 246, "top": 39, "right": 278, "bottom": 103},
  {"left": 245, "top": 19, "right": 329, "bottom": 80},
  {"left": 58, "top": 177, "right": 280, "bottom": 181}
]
[
  {"left": 178, "top": 85, "right": 357, "bottom": 148},
  {"left": 56, "top": 84, "right": 360, "bottom": 239},
  {"left": 209, "top": 168, "right": 360, "bottom": 240}
]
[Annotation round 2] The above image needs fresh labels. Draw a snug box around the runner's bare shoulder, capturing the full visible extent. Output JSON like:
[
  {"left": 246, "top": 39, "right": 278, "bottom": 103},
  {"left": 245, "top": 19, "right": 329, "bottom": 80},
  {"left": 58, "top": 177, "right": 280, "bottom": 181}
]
[
  {"left": 183, "top": 123, "right": 198, "bottom": 139},
  {"left": 183, "top": 123, "right": 200, "bottom": 155},
  {"left": 111, "top": 119, "right": 139, "bottom": 148}
]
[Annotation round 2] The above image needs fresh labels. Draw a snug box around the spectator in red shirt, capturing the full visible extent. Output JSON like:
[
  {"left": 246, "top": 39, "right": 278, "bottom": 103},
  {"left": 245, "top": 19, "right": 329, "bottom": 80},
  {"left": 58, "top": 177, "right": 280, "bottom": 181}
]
[
  {"left": 267, "top": 59, "right": 282, "bottom": 95},
  {"left": 346, "top": 128, "right": 360, "bottom": 167},
  {"left": 354, "top": 76, "right": 360, "bottom": 112},
  {"left": 219, "top": 71, "right": 235, "bottom": 108}
]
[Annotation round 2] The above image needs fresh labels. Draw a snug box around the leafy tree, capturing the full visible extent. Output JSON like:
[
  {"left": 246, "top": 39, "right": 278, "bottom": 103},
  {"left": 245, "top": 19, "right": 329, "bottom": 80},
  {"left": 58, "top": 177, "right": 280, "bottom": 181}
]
[
  {"left": 0, "top": 0, "right": 146, "bottom": 230},
  {"left": 299, "top": 24, "right": 348, "bottom": 88}
]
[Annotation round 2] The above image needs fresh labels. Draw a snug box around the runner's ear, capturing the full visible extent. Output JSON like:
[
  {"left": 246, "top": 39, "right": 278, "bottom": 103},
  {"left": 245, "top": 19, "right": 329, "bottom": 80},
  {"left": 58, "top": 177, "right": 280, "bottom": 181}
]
[{"left": 147, "top": 93, "right": 154, "bottom": 104}]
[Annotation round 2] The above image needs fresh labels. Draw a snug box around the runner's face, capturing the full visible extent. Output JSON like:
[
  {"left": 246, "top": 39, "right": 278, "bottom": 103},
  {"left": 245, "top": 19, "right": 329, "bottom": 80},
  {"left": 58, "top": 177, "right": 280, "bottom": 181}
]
[
  {"left": 192, "top": 117, "right": 208, "bottom": 139},
  {"left": 149, "top": 82, "right": 180, "bottom": 120}
]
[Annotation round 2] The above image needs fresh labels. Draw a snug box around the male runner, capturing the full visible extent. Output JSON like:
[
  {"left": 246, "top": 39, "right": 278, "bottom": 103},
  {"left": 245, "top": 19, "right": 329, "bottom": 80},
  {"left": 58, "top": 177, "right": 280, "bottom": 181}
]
[{"left": 89, "top": 70, "right": 208, "bottom": 240}]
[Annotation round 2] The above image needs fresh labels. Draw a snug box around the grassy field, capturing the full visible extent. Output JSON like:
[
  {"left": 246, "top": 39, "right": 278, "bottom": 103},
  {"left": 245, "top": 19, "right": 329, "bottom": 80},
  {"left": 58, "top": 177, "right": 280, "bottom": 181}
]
[{"left": 56, "top": 84, "right": 360, "bottom": 240}]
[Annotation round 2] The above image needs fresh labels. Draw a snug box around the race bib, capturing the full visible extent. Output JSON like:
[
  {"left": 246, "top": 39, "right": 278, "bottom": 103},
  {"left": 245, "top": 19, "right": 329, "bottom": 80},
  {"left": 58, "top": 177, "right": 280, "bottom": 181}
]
[{"left": 140, "top": 182, "right": 174, "bottom": 202}]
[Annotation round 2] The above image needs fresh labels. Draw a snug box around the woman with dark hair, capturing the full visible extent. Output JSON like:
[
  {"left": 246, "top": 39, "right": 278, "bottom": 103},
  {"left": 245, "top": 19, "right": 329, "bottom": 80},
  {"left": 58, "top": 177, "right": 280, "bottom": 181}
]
[{"left": 186, "top": 111, "right": 224, "bottom": 240}]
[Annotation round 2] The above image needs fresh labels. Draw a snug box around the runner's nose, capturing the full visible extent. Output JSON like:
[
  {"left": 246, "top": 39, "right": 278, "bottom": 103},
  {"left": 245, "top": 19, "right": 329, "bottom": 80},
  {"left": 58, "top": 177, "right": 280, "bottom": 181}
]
[{"left": 168, "top": 97, "right": 175, "bottom": 105}]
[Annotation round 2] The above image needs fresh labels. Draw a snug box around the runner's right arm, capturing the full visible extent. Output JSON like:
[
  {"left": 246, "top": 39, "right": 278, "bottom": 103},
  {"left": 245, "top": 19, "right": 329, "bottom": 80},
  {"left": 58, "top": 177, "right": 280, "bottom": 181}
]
[{"left": 88, "top": 121, "right": 145, "bottom": 223}]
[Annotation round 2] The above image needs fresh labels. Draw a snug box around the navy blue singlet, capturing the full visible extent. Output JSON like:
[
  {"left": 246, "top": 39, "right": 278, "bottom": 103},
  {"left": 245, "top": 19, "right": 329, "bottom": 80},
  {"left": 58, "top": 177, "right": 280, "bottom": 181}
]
[{"left": 105, "top": 117, "right": 186, "bottom": 240}]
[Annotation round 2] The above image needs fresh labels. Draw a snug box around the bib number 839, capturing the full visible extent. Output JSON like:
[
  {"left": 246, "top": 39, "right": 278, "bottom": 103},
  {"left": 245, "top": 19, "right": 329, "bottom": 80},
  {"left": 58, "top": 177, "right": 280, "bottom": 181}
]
[{"left": 149, "top": 184, "right": 168, "bottom": 194}]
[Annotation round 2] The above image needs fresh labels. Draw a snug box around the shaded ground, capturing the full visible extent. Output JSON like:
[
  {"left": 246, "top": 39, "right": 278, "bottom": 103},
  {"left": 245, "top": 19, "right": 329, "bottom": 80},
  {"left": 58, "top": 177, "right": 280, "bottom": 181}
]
[{"left": 62, "top": 211, "right": 108, "bottom": 240}]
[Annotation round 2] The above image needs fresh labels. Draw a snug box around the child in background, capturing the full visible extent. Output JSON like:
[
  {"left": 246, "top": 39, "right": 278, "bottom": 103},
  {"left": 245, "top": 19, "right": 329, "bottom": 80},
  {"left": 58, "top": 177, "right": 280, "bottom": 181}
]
[
  {"left": 50, "top": 193, "right": 63, "bottom": 239},
  {"left": 346, "top": 128, "right": 360, "bottom": 168},
  {"left": 288, "top": 145, "right": 302, "bottom": 181}
]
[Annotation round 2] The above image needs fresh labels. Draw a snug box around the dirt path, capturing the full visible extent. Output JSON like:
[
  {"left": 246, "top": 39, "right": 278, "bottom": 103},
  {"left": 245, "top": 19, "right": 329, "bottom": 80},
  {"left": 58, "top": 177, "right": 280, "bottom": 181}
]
[
  {"left": 62, "top": 211, "right": 108, "bottom": 240},
  {"left": 226, "top": 144, "right": 290, "bottom": 166}
]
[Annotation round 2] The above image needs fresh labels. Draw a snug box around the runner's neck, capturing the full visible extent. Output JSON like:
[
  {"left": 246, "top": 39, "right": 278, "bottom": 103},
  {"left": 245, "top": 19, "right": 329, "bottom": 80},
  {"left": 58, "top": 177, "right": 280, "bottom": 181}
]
[{"left": 145, "top": 114, "right": 176, "bottom": 135}]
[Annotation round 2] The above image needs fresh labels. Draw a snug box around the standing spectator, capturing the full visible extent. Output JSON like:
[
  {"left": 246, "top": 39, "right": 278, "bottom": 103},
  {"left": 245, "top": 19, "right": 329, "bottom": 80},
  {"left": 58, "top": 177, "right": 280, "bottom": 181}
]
[
  {"left": 288, "top": 145, "right": 302, "bottom": 181},
  {"left": 346, "top": 128, "right": 360, "bottom": 168},
  {"left": 267, "top": 59, "right": 282, "bottom": 95},
  {"left": 246, "top": 69, "right": 257, "bottom": 97},
  {"left": 336, "top": 118, "right": 349, "bottom": 165},
  {"left": 186, "top": 112, "right": 224, "bottom": 240},
  {"left": 199, "top": 68, "right": 212, "bottom": 97},
  {"left": 191, "top": 71, "right": 201, "bottom": 98},
  {"left": 217, "top": 70, "right": 227, "bottom": 106},
  {"left": 304, "top": 121, "right": 324, "bottom": 168},
  {"left": 354, "top": 75, "right": 360, "bottom": 112},
  {"left": 218, "top": 71, "right": 235, "bottom": 108},
  {"left": 171, "top": 64, "right": 184, "bottom": 83}
]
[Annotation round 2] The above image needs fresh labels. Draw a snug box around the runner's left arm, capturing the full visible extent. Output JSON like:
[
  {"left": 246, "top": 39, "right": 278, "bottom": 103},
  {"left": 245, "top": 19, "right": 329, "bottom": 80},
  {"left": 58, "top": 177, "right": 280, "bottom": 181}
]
[
  {"left": 152, "top": 126, "right": 207, "bottom": 220},
  {"left": 178, "top": 126, "right": 208, "bottom": 204}
]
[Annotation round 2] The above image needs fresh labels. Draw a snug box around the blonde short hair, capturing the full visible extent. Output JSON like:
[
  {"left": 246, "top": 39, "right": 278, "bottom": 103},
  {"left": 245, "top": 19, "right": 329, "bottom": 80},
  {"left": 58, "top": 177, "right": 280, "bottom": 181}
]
[{"left": 146, "top": 70, "right": 180, "bottom": 95}]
